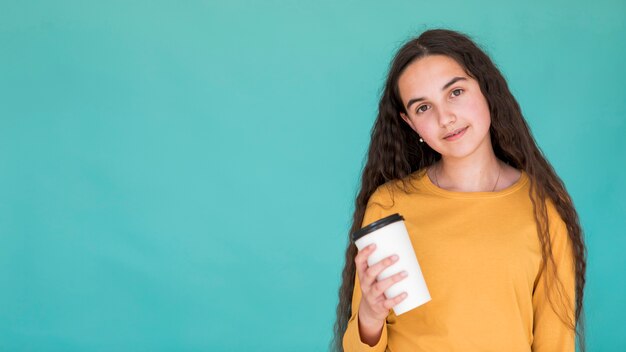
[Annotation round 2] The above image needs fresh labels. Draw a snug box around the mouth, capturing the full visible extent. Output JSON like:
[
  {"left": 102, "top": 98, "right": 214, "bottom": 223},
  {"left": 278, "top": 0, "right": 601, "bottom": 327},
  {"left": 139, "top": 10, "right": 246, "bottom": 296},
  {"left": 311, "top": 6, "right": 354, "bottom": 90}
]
[{"left": 443, "top": 126, "right": 468, "bottom": 140}]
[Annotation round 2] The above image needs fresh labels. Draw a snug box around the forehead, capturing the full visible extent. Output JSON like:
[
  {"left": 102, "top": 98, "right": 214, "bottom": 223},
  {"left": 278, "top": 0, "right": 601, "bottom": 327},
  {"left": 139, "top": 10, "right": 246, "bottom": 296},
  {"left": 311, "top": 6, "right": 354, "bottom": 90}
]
[{"left": 398, "top": 55, "right": 469, "bottom": 96}]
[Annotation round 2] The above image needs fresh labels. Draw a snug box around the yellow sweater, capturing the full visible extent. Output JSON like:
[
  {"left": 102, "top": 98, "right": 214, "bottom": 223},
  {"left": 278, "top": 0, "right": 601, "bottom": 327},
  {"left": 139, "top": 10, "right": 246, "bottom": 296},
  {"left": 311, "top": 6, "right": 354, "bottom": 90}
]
[{"left": 343, "top": 168, "right": 576, "bottom": 352}]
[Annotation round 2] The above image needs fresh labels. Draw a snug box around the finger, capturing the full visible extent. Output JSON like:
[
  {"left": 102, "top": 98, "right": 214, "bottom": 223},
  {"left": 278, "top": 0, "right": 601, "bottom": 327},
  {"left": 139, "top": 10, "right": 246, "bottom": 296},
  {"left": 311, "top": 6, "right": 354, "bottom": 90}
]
[
  {"left": 354, "top": 244, "right": 376, "bottom": 283},
  {"left": 363, "top": 254, "right": 399, "bottom": 289},
  {"left": 382, "top": 292, "right": 408, "bottom": 310},
  {"left": 372, "top": 270, "right": 408, "bottom": 297}
]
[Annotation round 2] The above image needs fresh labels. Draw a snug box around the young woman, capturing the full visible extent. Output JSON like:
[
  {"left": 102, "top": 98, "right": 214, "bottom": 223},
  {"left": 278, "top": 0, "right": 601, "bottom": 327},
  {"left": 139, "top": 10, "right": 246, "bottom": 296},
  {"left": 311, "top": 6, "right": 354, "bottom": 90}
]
[{"left": 331, "top": 29, "right": 587, "bottom": 352}]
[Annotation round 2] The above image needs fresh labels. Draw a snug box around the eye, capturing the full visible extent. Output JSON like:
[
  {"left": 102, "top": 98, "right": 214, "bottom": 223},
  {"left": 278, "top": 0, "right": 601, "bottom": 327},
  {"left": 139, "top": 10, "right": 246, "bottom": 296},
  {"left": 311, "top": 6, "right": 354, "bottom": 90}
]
[
  {"left": 416, "top": 105, "right": 429, "bottom": 114},
  {"left": 415, "top": 89, "right": 463, "bottom": 115}
]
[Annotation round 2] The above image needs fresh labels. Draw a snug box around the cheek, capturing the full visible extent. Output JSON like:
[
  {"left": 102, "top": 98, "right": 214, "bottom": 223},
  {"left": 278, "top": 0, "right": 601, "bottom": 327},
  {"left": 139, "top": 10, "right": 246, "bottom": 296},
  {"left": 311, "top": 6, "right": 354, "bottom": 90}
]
[
  {"left": 467, "top": 95, "right": 492, "bottom": 126},
  {"left": 415, "top": 122, "right": 439, "bottom": 140}
]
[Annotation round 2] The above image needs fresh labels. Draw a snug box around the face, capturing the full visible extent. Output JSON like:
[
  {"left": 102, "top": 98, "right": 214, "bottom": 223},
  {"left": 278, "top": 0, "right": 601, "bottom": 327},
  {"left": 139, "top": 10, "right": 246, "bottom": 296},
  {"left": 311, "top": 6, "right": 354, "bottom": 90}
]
[{"left": 398, "top": 55, "right": 493, "bottom": 161}]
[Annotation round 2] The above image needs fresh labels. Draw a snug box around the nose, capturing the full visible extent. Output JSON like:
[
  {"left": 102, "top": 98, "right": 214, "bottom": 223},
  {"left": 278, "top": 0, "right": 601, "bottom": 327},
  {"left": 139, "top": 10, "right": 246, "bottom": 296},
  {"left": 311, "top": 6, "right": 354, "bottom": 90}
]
[{"left": 437, "top": 104, "right": 457, "bottom": 128}]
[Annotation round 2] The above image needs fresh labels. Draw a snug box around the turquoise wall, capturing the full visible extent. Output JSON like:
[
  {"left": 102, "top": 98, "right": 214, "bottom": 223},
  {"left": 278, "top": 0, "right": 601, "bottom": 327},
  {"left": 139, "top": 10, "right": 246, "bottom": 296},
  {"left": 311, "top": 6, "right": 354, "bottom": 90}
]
[{"left": 1, "top": 1, "right": 624, "bottom": 351}]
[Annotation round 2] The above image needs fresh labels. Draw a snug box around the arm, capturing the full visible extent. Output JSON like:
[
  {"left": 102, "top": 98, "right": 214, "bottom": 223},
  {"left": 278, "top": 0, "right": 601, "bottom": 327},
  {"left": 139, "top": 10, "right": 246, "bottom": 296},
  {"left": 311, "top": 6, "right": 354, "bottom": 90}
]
[
  {"left": 342, "top": 187, "right": 390, "bottom": 352},
  {"left": 531, "top": 203, "right": 577, "bottom": 352},
  {"left": 342, "top": 274, "right": 389, "bottom": 352}
]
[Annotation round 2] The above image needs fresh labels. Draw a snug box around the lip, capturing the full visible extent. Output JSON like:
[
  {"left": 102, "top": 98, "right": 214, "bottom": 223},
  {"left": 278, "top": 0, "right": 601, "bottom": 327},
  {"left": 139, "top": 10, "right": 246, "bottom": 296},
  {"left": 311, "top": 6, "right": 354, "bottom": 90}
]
[{"left": 443, "top": 126, "right": 468, "bottom": 141}]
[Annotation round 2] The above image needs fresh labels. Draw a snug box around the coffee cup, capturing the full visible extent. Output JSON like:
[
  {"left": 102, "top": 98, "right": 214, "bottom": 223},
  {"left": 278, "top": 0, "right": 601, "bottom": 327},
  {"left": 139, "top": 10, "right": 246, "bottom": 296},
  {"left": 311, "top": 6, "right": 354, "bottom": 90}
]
[{"left": 352, "top": 213, "right": 431, "bottom": 315}]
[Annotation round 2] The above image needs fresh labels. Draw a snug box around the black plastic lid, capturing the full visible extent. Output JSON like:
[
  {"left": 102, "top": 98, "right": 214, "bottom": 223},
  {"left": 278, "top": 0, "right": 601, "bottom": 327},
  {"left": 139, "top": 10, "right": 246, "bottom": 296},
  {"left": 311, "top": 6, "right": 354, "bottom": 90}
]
[{"left": 352, "top": 213, "right": 404, "bottom": 242}]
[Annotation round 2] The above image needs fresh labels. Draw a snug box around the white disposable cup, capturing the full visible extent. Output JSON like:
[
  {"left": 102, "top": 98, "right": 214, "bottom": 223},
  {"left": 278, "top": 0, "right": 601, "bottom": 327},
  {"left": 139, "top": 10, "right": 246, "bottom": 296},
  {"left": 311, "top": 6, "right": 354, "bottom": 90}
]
[{"left": 353, "top": 213, "right": 431, "bottom": 315}]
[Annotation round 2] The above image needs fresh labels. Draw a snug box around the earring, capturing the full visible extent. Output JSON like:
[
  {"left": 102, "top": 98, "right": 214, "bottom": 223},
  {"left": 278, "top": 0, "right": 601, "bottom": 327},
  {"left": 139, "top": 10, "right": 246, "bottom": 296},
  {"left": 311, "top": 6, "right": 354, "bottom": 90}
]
[{"left": 419, "top": 136, "right": 424, "bottom": 143}]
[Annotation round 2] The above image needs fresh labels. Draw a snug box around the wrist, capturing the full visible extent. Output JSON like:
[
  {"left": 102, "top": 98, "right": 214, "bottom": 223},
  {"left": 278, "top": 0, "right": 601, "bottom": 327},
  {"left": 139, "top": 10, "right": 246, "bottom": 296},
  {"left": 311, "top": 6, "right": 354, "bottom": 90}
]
[
  {"left": 357, "top": 307, "right": 385, "bottom": 346},
  {"left": 358, "top": 306, "right": 384, "bottom": 328}
]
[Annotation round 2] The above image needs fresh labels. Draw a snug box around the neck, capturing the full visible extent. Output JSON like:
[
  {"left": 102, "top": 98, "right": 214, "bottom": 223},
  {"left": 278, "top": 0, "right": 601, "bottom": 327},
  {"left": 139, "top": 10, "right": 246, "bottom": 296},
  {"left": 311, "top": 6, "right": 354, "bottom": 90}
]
[{"left": 430, "top": 154, "right": 503, "bottom": 192}]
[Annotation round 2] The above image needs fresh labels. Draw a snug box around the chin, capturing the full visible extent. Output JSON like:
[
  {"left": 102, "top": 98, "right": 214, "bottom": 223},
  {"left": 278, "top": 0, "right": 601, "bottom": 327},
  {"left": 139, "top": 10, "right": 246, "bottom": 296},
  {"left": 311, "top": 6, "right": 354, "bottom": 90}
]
[{"left": 436, "top": 144, "right": 480, "bottom": 160}]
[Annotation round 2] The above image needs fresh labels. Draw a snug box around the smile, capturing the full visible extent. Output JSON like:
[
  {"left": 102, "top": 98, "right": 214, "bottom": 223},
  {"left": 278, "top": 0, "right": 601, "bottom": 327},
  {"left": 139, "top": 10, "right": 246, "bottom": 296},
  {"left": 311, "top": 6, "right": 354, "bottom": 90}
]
[{"left": 443, "top": 126, "right": 468, "bottom": 141}]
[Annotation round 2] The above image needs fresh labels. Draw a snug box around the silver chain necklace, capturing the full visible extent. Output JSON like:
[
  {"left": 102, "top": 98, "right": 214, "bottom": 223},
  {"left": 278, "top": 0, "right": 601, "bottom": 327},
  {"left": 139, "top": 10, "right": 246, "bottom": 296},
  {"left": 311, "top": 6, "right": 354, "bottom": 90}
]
[{"left": 433, "top": 163, "right": 502, "bottom": 192}]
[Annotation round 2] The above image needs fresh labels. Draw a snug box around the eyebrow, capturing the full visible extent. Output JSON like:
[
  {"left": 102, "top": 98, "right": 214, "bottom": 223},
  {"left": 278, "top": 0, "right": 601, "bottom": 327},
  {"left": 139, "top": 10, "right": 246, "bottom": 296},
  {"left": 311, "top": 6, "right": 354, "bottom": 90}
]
[{"left": 406, "top": 76, "right": 468, "bottom": 110}]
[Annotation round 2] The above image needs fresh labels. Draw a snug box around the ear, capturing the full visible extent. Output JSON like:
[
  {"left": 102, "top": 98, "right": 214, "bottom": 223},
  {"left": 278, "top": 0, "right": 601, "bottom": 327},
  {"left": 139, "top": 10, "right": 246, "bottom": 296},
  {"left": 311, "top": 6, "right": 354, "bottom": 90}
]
[{"left": 400, "top": 112, "right": 417, "bottom": 132}]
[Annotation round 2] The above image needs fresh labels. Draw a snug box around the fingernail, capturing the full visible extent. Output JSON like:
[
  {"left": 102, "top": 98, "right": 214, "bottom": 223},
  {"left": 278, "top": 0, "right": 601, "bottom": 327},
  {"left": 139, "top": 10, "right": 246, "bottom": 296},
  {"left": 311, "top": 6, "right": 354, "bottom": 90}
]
[
  {"left": 400, "top": 271, "right": 408, "bottom": 277},
  {"left": 391, "top": 255, "right": 399, "bottom": 261}
]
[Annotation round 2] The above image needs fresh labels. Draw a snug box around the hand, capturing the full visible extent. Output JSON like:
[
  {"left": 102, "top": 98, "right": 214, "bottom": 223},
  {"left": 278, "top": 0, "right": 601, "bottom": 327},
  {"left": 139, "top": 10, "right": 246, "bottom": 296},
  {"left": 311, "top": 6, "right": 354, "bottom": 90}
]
[{"left": 355, "top": 243, "right": 408, "bottom": 326}]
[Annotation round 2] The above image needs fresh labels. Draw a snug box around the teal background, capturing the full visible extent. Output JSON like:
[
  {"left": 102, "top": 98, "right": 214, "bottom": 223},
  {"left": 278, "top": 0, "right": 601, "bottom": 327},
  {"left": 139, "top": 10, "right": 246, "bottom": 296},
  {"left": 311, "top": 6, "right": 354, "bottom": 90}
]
[{"left": 1, "top": 1, "right": 624, "bottom": 351}]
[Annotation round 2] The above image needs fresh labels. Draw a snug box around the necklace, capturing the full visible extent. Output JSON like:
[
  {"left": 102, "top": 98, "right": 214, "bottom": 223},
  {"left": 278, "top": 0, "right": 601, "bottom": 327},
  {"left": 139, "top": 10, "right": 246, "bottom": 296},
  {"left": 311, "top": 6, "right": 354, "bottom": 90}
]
[{"left": 432, "top": 163, "right": 502, "bottom": 192}]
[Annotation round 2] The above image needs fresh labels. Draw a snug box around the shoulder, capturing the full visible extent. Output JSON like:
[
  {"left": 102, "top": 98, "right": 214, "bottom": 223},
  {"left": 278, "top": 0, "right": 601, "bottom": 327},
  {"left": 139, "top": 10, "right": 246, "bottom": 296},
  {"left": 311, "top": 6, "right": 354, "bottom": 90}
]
[
  {"left": 544, "top": 196, "right": 565, "bottom": 226},
  {"left": 366, "top": 182, "right": 393, "bottom": 208},
  {"left": 544, "top": 197, "right": 571, "bottom": 246},
  {"left": 366, "top": 169, "right": 430, "bottom": 207}
]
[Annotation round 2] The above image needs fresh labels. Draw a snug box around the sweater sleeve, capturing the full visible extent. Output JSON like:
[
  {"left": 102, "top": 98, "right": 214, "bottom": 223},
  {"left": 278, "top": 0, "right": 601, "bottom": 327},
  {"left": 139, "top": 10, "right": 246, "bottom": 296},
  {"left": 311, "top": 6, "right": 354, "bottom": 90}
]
[
  {"left": 531, "top": 202, "right": 577, "bottom": 352},
  {"left": 342, "top": 187, "right": 389, "bottom": 352}
]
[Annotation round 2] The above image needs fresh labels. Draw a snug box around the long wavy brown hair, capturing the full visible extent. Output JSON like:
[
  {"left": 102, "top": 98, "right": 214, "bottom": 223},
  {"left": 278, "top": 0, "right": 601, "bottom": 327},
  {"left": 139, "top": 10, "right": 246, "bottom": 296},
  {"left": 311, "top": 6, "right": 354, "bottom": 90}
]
[{"left": 330, "top": 28, "right": 587, "bottom": 351}]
